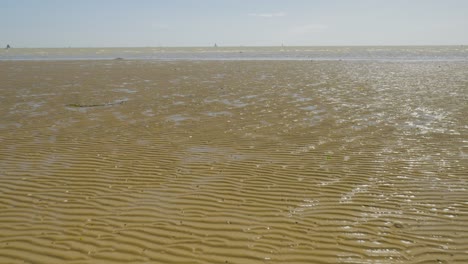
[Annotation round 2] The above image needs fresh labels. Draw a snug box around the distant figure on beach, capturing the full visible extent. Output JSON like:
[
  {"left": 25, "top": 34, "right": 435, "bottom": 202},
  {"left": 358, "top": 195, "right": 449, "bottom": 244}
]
[
  {"left": 6, "top": 44, "right": 10, "bottom": 49},
  {"left": 214, "top": 43, "right": 218, "bottom": 48}
]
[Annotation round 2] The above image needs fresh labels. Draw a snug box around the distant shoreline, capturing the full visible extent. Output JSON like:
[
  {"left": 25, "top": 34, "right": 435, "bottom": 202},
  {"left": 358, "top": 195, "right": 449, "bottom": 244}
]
[
  {"left": 1, "top": 46, "right": 467, "bottom": 62},
  {"left": 2, "top": 44, "right": 466, "bottom": 49}
]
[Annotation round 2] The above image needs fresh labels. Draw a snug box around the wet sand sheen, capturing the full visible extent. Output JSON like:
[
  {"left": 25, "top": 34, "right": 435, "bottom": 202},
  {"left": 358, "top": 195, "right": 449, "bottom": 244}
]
[{"left": 0, "top": 60, "right": 467, "bottom": 263}]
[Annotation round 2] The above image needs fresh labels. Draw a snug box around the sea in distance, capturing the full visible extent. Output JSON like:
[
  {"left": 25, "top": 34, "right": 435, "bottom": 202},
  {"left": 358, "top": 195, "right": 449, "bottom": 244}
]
[
  {"left": 1, "top": 45, "right": 468, "bottom": 61},
  {"left": 1, "top": 46, "right": 468, "bottom": 263}
]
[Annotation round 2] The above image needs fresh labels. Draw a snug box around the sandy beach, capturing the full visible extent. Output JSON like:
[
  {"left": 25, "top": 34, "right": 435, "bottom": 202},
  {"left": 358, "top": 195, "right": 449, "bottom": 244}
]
[{"left": 1, "top": 60, "right": 467, "bottom": 263}]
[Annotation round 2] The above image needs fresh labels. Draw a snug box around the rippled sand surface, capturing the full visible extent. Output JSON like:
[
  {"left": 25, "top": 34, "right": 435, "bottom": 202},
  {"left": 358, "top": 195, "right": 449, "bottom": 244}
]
[{"left": 1, "top": 60, "right": 467, "bottom": 263}]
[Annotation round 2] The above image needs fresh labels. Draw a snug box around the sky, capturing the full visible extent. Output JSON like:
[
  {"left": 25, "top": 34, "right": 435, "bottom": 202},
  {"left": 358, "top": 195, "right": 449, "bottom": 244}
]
[{"left": 1, "top": 0, "right": 468, "bottom": 47}]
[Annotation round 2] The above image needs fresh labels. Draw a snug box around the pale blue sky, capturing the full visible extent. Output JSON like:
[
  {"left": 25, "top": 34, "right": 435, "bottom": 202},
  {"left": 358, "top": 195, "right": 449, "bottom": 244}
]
[{"left": 1, "top": 0, "right": 467, "bottom": 47}]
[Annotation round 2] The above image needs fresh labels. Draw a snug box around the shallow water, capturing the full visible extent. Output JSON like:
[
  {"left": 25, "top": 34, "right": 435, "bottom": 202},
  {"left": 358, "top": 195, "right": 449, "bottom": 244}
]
[
  {"left": 0, "top": 60, "right": 467, "bottom": 263},
  {"left": 1, "top": 46, "right": 468, "bottom": 61}
]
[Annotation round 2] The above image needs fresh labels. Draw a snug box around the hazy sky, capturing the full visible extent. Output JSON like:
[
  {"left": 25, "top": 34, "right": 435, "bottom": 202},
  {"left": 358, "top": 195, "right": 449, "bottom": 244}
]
[{"left": 1, "top": 0, "right": 468, "bottom": 47}]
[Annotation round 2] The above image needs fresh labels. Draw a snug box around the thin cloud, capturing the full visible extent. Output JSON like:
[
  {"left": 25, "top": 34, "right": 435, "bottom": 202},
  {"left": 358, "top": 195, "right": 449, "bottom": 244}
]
[
  {"left": 248, "top": 12, "right": 286, "bottom": 18},
  {"left": 290, "top": 24, "right": 328, "bottom": 35}
]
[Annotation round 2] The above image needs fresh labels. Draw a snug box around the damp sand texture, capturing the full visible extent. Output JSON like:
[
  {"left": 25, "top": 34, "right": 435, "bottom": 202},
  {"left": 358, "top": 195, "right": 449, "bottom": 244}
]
[{"left": 0, "top": 60, "right": 467, "bottom": 264}]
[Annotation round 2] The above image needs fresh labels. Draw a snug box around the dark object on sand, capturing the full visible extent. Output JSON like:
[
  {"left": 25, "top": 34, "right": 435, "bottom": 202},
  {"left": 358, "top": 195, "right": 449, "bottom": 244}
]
[
  {"left": 6, "top": 44, "right": 10, "bottom": 49},
  {"left": 66, "top": 100, "right": 126, "bottom": 108}
]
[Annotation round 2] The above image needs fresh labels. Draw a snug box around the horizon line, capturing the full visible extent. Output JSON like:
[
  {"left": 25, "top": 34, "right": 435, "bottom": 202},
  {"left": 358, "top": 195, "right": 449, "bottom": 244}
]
[{"left": 3, "top": 44, "right": 467, "bottom": 49}]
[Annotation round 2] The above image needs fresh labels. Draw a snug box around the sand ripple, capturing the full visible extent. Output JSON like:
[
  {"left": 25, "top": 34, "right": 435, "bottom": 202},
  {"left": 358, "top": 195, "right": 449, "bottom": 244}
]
[{"left": 1, "top": 60, "right": 467, "bottom": 263}]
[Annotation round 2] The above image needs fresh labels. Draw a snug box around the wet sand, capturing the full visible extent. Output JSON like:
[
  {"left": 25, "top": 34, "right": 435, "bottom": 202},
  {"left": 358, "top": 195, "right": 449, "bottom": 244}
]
[{"left": 0, "top": 60, "right": 467, "bottom": 263}]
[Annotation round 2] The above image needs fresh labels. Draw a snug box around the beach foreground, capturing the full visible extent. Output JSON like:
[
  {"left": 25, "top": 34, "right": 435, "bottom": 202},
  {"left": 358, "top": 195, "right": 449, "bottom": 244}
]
[{"left": 0, "top": 60, "right": 467, "bottom": 263}]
